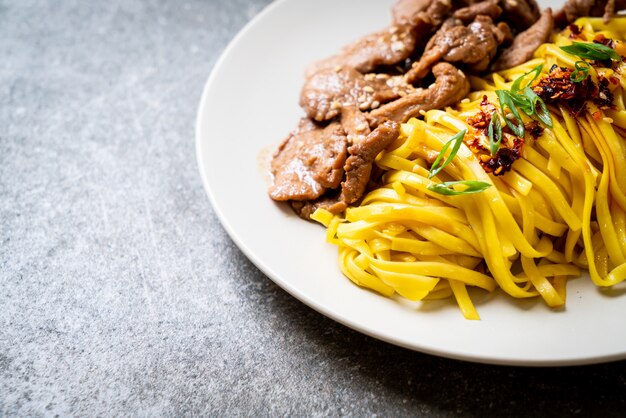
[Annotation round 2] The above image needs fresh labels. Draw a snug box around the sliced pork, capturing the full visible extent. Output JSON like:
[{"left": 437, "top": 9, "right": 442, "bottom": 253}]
[
  {"left": 341, "top": 121, "right": 401, "bottom": 204},
  {"left": 558, "top": 0, "right": 626, "bottom": 23},
  {"left": 305, "top": 23, "right": 418, "bottom": 77},
  {"left": 340, "top": 105, "right": 372, "bottom": 144},
  {"left": 300, "top": 67, "right": 404, "bottom": 122},
  {"left": 369, "top": 63, "right": 470, "bottom": 124},
  {"left": 453, "top": 0, "right": 502, "bottom": 22},
  {"left": 290, "top": 197, "right": 348, "bottom": 220},
  {"left": 393, "top": 0, "right": 453, "bottom": 26},
  {"left": 500, "top": 0, "right": 541, "bottom": 31},
  {"left": 406, "top": 16, "right": 511, "bottom": 81},
  {"left": 269, "top": 120, "right": 348, "bottom": 202},
  {"left": 491, "top": 8, "right": 554, "bottom": 71},
  {"left": 283, "top": 121, "right": 400, "bottom": 220}
]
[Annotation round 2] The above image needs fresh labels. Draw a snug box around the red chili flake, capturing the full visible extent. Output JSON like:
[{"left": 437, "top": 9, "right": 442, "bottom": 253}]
[
  {"left": 569, "top": 24, "right": 583, "bottom": 39},
  {"left": 467, "top": 110, "right": 490, "bottom": 130},
  {"left": 483, "top": 147, "right": 521, "bottom": 176},
  {"left": 594, "top": 34, "right": 614, "bottom": 48},
  {"left": 591, "top": 35, "right": 619, "bottom": 66},
  {"left": 467, "top": 95, "right": 497, "bottom": 131},
  {"left": 594, "top": 76, "right": 615, "bottom": 109},
  {"left": 464, "top": 98, "right": 525, "bottom": 176},
  {"left": 525, "top": 121, "right": 544, "bottom": 139},
  {"left": 533, "top": 66, "right": 600, "bottom": 116}
]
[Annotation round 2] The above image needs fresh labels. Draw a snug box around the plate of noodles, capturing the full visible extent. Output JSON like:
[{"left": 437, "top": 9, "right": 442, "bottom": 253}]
[{"left": 197, "top": 0, "right": 626, "bottom": 365}]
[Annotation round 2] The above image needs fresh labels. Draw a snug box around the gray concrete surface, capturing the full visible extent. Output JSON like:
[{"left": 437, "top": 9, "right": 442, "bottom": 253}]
[{"left": 1, "top": 0, "right": 626, "bottom": 416}]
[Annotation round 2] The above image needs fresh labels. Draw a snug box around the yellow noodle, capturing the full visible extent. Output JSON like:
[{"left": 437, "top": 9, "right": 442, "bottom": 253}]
[{"left": 449, "top": 280, "right": 480, "bottom": 320}]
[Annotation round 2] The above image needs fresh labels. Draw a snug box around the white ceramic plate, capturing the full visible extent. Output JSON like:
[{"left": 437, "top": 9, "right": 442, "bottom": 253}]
[{"left": 196, "top": 0, "right": 626, "bottom": 366}]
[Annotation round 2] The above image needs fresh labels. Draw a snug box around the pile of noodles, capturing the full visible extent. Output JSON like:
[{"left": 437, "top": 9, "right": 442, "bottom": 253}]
[{"left": 312, "top": 17, "right": 626, "bottom": 319}]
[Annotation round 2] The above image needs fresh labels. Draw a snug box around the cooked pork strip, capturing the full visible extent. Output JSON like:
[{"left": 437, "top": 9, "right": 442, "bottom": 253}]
[
  {"left": 290, "top": 197, "right": 348, "bottom": 220},
  {"left": 558, "top": 0, "right": 626, "bottom": 24},
  {"left": 340, "top": 121, "right": 401, "bottom": 205},
  {"left": 305, "top": 23, "right": 418, "bottom": 77},
  {"left": 300, "top": 67, "right": 404, "bottom": 122},
  {"left": 491, "top": 8, "right": 554, "bottom": 71},
  {"left": 285, "top": 121, "right": 400, "bottom": 220},
  {"left": 286, "top": 121, "right": 401, "bottom": 219},
  {"left": 453, "top": 0, "right": 502, "bottom": 22},
  {"left": 269, "top": 120, "right": 348, "bottom": 201},
  {"left": 393, "top": 0, "right": 453, "bottom": 26},
  {"left": 407, "top": 16, "right": 510, "bottom": 81},
  {"left": 500, "top": 0, "right": 541, "bottom": 31},
  {"left": 340, "top": 105, "right": 372, "bottom": 144},
  {"left": 393, "top": 0, "right": 432, "bottom": 22},
  {"left": 369, "top": 63, "right": 470, "bottom": 124}
]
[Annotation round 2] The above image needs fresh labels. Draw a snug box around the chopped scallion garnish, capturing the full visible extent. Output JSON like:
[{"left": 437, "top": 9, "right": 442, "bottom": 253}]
[
  {"left": 493, "top": 64, "right": 553, "bottom": 136},
  {"left": 427, "top": 180, "right": 492, "bottom": 196},
  {"left": 511, "top": 64, "right": 543, "bottom": 94},
  {"left": 522, "top": 86, "right": 553, "bottom": 128},
  {"left": 428, "top": 129, "right": 467, "bottom": 179},
  {"left": 570, "top": 60, "right": 590, "bottom": 83},
  {"left": 495, "top": 90, "right": 525, "bottom": 137},
  {"left": 487, "top": 111, "right": 502, "bottom": 156},
  {"left": 560, "top": 41, "right": 621, "bottom": 61}
]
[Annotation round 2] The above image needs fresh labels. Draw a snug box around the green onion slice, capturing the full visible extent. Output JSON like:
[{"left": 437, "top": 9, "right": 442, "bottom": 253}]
[
  {"left": 560, "top": 41, "right": 621, "bottom": 61},
  {"left": 522, "top": 86, "right": 553, "bottom": 127},
  {"left": 428, "top": 129, "right": 467, "bottom": 179},
  {"left": 511, "top": 64, "right": 543, "bottom": 94},
  {"left": 510, "top": 92, "right": 534, "bottom": 116},
  {"left": 427, "top": 180, "right": 492, "bottom": 196},
  {"left": 488, "top": 111, "right": 502, "bottom": 156},
  {"left": 495, "top": 90, "right": 525, "bottom": 137},
  {"left": 570, "top": 60, "right": 590, "bottom": 83}
]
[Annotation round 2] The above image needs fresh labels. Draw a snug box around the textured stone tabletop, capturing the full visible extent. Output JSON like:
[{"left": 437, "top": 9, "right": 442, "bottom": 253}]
[{"left": 2, "top": 0, "right": 626, "bottom": 416}]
